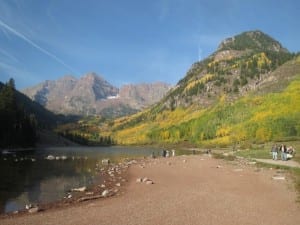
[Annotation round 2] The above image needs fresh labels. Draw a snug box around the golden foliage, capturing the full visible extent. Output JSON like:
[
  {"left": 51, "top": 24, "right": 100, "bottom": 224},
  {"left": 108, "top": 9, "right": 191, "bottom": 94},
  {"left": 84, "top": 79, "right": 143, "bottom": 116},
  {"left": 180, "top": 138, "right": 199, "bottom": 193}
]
[{"left": 184, "top": 74, "right": 214, "bottom": 92}]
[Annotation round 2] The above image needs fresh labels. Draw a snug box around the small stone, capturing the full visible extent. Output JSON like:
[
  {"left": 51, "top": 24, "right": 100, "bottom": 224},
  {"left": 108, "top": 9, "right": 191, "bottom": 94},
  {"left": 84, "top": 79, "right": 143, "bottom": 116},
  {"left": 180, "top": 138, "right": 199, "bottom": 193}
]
[
  {"left": 28, "top": 207, "right": 39, "bottom": 213},
  {"left": 25, "top": 204, "right": 32, "bottom": 210},
  {"left": 146, "top": 180, "right": 154, "bottom": 185},
  {"left": 142, "top": 177, "right": 149, "bottom": 182},
  {"left": 102, "top": 159, "right": 110, "bottom": 165},
  {"left": 272, "top": 176, "right": 285, "bottom": 180},
  {"left": 116, "top": 183, "right": 121, "bottom": 187},
  {"left": 71, "top": 186, "right": 87, "bottom": 192},
  {"left": 183, "top": 159, "right": 187, "bottom": 163},
  {"left": 102, "top": 189, "right": 110, "bottom": 197},
  {"left": 216, "top": 165, "right": 222, "bottom": 168},
  {"left": 136, "top": 178, "right": 142, "bottom": 183},
  {"left": 100, "top": 184, "right": 106, "bottom": 188}
]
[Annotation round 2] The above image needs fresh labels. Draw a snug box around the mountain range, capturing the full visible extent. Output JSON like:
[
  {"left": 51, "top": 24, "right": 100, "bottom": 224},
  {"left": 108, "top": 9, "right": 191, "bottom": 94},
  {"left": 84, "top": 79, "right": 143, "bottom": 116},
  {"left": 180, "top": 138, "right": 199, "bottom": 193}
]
[
  {"left": 79, "top": 30, "right": 299, "bottom": 146},
  {"left": 22, "top": 73, "right": 171, "bottom": 117}
]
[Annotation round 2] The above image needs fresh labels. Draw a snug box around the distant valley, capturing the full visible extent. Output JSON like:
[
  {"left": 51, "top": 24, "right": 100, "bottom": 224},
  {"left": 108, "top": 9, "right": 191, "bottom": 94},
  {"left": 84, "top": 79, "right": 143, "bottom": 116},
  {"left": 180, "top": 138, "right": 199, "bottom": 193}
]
[{"left": 22, "top": 73, "right": 171, "bottom": 117}]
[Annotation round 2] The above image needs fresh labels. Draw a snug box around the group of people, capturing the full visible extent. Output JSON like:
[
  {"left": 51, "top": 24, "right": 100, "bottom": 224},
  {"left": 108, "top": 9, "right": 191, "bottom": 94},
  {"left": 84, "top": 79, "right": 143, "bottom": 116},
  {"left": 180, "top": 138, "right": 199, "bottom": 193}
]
[
  {"left": 161, "top": 149, "right": 176, "bottom": 158},
  {"left": 271, "top": 144, "right": 295, "bottom": 161}
]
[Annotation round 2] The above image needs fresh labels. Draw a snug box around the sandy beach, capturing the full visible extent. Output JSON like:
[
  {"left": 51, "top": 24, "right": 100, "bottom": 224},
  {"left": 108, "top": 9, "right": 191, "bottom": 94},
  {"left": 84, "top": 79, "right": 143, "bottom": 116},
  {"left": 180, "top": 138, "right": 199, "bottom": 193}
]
[{"left": 1, "top": 154, "right": 300, "bottom": 225}]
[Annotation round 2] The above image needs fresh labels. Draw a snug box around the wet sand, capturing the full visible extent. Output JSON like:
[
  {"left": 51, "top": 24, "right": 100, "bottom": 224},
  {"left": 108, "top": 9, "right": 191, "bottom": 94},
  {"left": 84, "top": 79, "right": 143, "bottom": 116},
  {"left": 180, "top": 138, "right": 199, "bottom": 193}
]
[{"left": 1, "top": 155, "right": 300, "bottom": 225}]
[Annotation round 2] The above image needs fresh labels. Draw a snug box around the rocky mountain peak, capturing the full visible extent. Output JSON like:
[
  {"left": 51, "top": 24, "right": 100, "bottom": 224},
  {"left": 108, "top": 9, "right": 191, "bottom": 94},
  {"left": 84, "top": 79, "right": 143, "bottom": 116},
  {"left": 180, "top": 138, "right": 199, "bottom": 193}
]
[
  {"left": 218, "top": 30, "right": 289, "bottom": 53},
  {"left": 168, "top": 30, "right": 294, "bottom": 110},
  {"left": 22, "top": 73, "right": 171, "bottom": 117}
]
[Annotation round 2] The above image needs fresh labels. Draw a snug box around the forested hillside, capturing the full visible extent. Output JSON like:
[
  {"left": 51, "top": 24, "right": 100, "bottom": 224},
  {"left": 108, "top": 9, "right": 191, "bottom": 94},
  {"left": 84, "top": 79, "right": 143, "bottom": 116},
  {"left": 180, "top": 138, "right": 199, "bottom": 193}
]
[
  {"left": 56, "top": 31, "right": 300, "bottom": 147},
  {"left": 109, "top": 57, "right": 300, "bottom": 147},
  {"left": 0, "top": 79, "right": 37, "bottom": 148},
  {"left": 0, "top": 79, "right": 66, "bottom": 148}
]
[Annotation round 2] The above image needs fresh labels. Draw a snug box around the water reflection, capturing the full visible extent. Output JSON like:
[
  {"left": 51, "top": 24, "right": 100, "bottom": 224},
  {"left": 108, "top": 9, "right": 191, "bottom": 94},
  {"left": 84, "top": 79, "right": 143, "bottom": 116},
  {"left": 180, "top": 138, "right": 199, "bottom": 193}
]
[{"left": 0, "top": 146, "right": 195, "bottom": 213}]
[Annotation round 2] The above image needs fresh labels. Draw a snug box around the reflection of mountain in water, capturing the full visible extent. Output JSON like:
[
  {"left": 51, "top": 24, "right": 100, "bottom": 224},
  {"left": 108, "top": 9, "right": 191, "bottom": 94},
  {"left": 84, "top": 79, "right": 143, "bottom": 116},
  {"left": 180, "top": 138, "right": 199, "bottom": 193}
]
[
  {"left": 0, "top": 146, "right": 192, "bottom": 213},
  {"left": 0, "top": 152, "right": 99, "bottom": 213}
]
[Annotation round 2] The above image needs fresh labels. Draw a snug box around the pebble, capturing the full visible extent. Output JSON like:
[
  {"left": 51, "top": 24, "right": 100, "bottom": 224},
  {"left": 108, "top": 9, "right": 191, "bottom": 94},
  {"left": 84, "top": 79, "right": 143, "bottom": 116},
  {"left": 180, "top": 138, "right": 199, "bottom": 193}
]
[
  {"left": 28, "top": 207, "right": 39, "bottom": 213},
  {"left": 102, "top": 190, "right": 110, "bottom": 197},
  {"left": 71, "top": 186, "right": 87, "bottom": 192},
  {"left": 272, "top": 176, "right": 285, "bottom": 180},
  {"left": 142, "top": 177, "right": 149, "bottom": 182},
  {"left": 146, "top": 180, "right": 154, "bottom": 185}
]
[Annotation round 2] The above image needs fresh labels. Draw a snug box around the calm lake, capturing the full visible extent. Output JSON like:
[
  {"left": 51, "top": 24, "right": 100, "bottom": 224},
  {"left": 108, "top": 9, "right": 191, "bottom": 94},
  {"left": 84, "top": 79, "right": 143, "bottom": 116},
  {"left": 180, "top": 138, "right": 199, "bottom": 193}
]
[{"left": 0, "top": 146, "right": 194, "bottom": 213}]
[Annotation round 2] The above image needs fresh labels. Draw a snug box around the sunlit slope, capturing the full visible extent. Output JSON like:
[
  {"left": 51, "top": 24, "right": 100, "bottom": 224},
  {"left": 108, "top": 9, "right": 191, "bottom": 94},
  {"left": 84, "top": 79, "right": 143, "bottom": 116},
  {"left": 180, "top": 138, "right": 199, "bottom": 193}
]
[
  {"left": 61, "top": 31, "right": 300, "bottom": 147},
  {"left": 110, "top": 57, "right": 300, "bottom": 146}
]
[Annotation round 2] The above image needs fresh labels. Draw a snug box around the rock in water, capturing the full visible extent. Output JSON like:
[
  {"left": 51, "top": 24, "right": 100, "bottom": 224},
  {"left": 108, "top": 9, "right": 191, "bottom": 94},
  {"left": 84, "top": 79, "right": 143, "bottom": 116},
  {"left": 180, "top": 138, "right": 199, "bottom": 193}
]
[
  {"left": 71, "top": 186, "right": 87, "bottom": 192},
  {"left": 102, "top": 159, "right": 110, "bottom": 165},
  {"left": 46, "top": 155, "right": 55, "bottom": 160}
]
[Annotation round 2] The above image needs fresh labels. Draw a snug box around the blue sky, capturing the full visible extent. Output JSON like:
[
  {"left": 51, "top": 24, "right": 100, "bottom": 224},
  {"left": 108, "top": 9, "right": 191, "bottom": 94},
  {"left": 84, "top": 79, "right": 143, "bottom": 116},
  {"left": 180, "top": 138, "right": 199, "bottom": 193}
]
[{"left": 0, "top": 0, "right": 299, "bottom": 90}]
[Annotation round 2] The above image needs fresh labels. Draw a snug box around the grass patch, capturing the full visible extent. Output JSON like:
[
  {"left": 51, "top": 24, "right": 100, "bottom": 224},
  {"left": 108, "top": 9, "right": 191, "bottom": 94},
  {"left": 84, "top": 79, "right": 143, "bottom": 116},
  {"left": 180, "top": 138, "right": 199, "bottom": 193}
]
[
  {"left": 212, "top": 152, "right": 236, "bottom": 161},
  {"left": 235, "top": 148, "right": 271, "bottom": 159}
]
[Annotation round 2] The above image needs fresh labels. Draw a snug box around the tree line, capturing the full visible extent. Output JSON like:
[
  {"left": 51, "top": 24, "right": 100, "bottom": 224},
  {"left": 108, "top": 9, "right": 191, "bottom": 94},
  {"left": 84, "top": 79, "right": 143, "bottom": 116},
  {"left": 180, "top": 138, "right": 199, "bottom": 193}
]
[
  {"left": 0, "top": 79, "right": 37, "bottom": 148},
  {"left": 58, "top": 130, "right": 115, "bottom": 146}
]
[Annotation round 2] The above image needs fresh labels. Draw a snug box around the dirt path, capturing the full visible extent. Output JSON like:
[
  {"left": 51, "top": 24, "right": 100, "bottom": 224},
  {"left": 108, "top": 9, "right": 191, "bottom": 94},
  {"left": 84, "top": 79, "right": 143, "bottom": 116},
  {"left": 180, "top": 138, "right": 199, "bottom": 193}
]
[
  {"left": 254, "top": 158, "right": 300, "bottom": 168},
  {"left": 1, "top": 155, "right": 300, "bottom": 225}
]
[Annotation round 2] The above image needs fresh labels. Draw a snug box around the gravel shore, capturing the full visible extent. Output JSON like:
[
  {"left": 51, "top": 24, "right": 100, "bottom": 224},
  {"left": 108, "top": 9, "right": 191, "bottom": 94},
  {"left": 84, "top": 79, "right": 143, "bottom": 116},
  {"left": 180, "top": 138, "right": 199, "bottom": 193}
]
[{"left": 1, "top": 154, "right": 300, "bottom": 225}]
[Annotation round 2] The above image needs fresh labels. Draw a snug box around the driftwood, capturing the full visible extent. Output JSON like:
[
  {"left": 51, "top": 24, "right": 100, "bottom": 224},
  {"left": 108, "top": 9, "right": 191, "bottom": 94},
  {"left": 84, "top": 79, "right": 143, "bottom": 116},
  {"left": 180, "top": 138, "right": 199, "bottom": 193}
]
[{"left": 77, "top": 194, "right": 104, "bottom": 202}]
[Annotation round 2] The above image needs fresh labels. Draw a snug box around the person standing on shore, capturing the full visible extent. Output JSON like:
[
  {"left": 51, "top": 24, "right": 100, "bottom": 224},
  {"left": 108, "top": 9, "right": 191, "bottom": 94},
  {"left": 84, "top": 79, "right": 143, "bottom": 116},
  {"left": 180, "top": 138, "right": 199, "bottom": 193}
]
[
  {"left": 280, "top": 144, "right": 287, "bottom": 161},
  {"left": 271, "top": 144, "right": 278, "bottom": 160}
]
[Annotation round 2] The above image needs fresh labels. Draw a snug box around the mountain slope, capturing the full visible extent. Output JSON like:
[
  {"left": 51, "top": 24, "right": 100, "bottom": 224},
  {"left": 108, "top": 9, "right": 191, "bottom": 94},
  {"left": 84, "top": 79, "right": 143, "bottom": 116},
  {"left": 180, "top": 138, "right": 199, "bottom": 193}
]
[
  {"left": 163, "top": 30, "right": 293, "bottom": 110},
  {"left": 0, "top": 80, "right": 66, "bottom": 148},
  {"left": 95, "top": 31, "right": 299, "bottom": 146},
  {"left": 22, "top": 73, "right": 171, "bottom": 117}
]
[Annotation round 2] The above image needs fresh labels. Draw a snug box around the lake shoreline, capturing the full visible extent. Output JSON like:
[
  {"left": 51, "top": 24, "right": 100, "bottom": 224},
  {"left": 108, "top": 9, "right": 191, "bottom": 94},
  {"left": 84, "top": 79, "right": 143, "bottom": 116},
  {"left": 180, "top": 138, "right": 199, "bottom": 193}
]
[
  {"left": 0, "top": 156, "right": 137, "bottom": 218},
  {"left": 1, "top": 154, "right": 300, "bottom": 225}
]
